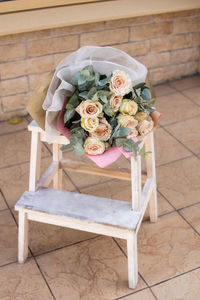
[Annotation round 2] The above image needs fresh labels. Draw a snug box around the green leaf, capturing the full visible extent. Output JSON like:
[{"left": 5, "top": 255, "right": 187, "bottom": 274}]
[
  {"left": 88, "top": 87, "right": 97, "bottom": 99},
  {"left": 78, "top": 74, "right": 87, "bottom": 85},
  {"left": 73, "top": 141, "right": 84, "bottom": 156},
  {"left": 68, "top": 92, "right": 79, "bottom": 107},
  {"left": 70, "top": 127, "right": 84, "bottom": 139},
  {"left": 103, "top": 104, "right": 115, "bottom": 117},
  {"left": 81, "top": 69, "right": 90, "bottom": 78},
  {"left": 64, "top": 105, "right": 75, "bottom": 123},
  {"left": 60, "top": 143, "right": 72, "bottom": 151},
  {"left": 83, "top": 65, "right": 94, "bottom": 75},
  {"left": 115, "top": 138, "right": 127, "bottom": 147},
  {"left": 79, "top": 91, "right": 88, "bottom": 100},
  {"left": 133, "top": 82, "right": 146, "bottom": 89},
  {"left": 72, "top": 119, "right": 81, "bottom": 124},
  {"left": 109, "top": 123, "right": 120, "bottom": 144},
  {"left": 141, "top": 88, "right": 151, "bottom": 100},
  {"left": 71, "top": 71, "right": 81, "bottom": 85},
  {"left": 114, "top": 127, "right": 131, "bottom": 138}
]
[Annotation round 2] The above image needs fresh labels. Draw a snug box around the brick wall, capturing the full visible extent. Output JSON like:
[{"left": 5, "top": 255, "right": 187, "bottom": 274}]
[{"left": 0, "top": 9, "right": 200, "bottom": 120}]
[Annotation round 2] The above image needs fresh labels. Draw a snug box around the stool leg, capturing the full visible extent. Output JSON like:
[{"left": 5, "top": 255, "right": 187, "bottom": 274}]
[
  {"left": 18, "top": 211, "right": 29, "bottom": 263},
  {"left": 29, "top": 130, "right": 41, "bottom": 192},
  {"left": 145, "top": 132, "right": 158, "bottom": 222},
  {"left": 131, "top": 155, "right": 142, "bottom": 211},
  {"left": 53, "top": 143, "right": 62, "bottom": 190},
  {"left": 127, "top": 231, "right": 138, "bottom": 289}
]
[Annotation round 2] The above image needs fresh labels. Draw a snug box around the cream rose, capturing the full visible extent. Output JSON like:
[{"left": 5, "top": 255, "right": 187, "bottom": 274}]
[
  {"left": 137, "top": 119, "right": 154, "bottom": 136},
  {"left": 76, "top": 100, "right": 102, "bottom": 118},
  {"left": 109, "top": 94, "right": 122, "bottom": 112},
  {"left": 117, "top": 114, "right": 138, "bottom": 129},
  {"left": 119, "top": 99, "right": 138, "bottom": 116},
  {"left": 81, "top": 117, "right": 99, "bottom": 133},
  {"left": 109, "top": 70, "right": 132, "bottom": 96},
  {"left": 127, "top": 128, "right": 139, "bottom": 139},
  {"left": 84, "top": 137, "right": 105, "bottom": 155},
  {"left": 134, "top": 111, "right": 148, "bottom": 123},
  {"left": 90, "top": 117, "right": 111, "bottom": 141}
]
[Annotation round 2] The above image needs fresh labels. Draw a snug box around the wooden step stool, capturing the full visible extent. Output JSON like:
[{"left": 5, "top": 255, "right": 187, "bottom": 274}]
[{"left": 15, "top": 121, "right": 157, "bottom": 289}]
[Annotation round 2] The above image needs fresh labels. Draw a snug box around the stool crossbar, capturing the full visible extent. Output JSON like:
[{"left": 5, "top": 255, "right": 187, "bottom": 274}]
[{"left": 15, "top": 121, "right": 157, "bottom": 289}]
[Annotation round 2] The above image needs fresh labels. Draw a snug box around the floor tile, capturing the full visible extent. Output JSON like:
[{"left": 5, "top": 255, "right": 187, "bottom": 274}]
[
  {"left": 154, "top": 128, "right": 191, "bottom": 166},
  {"left": 13, "top": 210, "right": 96, "bottom": 255},
  {"left": 0, "top": 259, "right": 54, "bottom": 300},
  {"left": 155, "top": 92, "right": 200, "bottom": 126},
  {"left": 0, "top": 193, "right": 7, "bottom": 211},
  {"left": 166, "top": 116, "right": 200, "bottom": 155},
  {"left": 182, "top": 86, "right": 200, "bottom": 106},
  {"left": 0, "top": 210, "right": 18, "bottom": 266},
  {"left": 0, "top": 118, "right": 28, "bottom": 135},
  {"left": 0, "top": 157, "right": 76, "bottom": 208},
  {"left": 157, "top": 156, "right": 200, "bottom": 209},
  {"left": 179, "top": 203, "right": 200, "bottom": 234},
  {"left": 169, "top": 75, "right": 200, "bottom": 91},
  {"left": 64, "top": 152, "right": 131, "bottom": 189},
  {"left": 121, "top": 288, "right": 155, "bottom": 300},
  {"left": 117, "top": 212, "right": 200, "bottom": 285},
  {"left": 37, "top": 236, "right": 146, "bottom": 300},
  {"left": 81, "top": 179, "right": 174, "bottom": 218},
  {"left": 0, "top": 130, "right": 50, "bottom": 168},
  {"left": 154, "top": 83, "right": 176, "bottom": 97},
  {"left": 152, "top": 268, "right": 200, "bottom": 300},
  {"left": 144, "top": 191, "right": 174, "bottom": 219}
]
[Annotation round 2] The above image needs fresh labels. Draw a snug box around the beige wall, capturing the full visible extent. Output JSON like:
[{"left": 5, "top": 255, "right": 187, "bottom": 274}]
[{"left": 0, "top": 9, "right": 200, "bottom": 120}]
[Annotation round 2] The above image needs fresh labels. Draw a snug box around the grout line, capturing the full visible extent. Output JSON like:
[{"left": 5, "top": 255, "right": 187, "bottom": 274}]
[
  {"left": 161, "top": 125, "right": 200, "bottom": 159},
  {"left": 159, "top": 113, "right": 200, "bottom": 127},
  {"left": 33, "top": 234, "right": 101, "bottom": 258},
  {"left": 149, "top": 265, "right": 200, "bottom": 289},
  {"left": 0, "top": 154, "right": 51, "bottom": 171},
  {"left": 114, "top": 287, "right": 150, "bottom": 300},
  {"left": 156, "top": 154, "right": 194, "bottom": 168},
  {"left": 0, "top": 260, "right": 18, "bottom": 269}
]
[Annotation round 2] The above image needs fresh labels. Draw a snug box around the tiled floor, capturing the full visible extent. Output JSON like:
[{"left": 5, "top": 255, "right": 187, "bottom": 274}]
[{"left": 0, "top": 75, "right": 200, "bottom": 299}]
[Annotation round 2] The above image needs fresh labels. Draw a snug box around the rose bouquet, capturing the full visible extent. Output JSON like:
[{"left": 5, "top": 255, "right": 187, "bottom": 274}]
[{"left": 59, "top": 65, "right": 156, "bottom": 159}]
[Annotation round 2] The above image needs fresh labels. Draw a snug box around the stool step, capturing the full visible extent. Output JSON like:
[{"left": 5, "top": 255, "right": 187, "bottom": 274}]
[{"left": 15, "top": 188, "right": 142, "bottom": 231}]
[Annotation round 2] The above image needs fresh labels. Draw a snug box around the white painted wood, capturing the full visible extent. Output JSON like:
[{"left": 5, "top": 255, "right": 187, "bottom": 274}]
[
  {"left": 36, "top": 161, "right": 58, "bottom": 189},
  {"left": 15, "top": 188, "right": 141, "bottom": 231},
  {"left": 53, "top": 143, "right": 62, "bottom": 190},
  {"left": 16, "top": 122, "right": 158, "bottom": 290},
  {"left": 131, "top": 156, "right": 142, "bottom": 211},
  {"left": 36, "top": 133, "right": 42, "bottom": 181},
  {"left": 29, "top": 130, "right": 40, "bottom": 192},
  {"left": 18, "top": 211, "right": 29, "bottom": 263},
  {"left": 145, "top": 132, "right": 157, "bottom": 222},
  {"left": 127, "top": 232, "right": 138, "bottom": 289}
]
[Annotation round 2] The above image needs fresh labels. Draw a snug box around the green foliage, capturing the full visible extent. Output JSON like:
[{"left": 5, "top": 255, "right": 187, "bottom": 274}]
[
  {"left": 103, "top": 104, "right": 115, "bottom": 117},
  {"left": 64, "top": 104, "right": 75, "bottom": 123},
  {"left": 61, "top": 127, "right": 84, "bottom": 156}
]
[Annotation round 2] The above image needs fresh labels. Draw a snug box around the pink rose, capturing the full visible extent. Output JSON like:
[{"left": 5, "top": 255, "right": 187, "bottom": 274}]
[
  {"left": 109, "top": 70, "right": 132, "bottom": 96},
  {"left": 76, "top": 100, "right": 102, "bottom": 118},
  {"left": 90, "top": 117, "right": 111, "bottom": 141},
  {"left": 109, "top": 94, "right": 122, "bottom": 112},
  {"left": 84, "top": 137, "right": 105, "bottom": 155}
]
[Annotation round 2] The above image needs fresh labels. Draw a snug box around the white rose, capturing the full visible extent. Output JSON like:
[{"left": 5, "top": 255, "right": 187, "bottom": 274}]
[
  {"left": 137, "top": 119, "right": 154, "bottom": 136},
  {"left": 84, "top": 137, "right": 105, "bottom": 155}
]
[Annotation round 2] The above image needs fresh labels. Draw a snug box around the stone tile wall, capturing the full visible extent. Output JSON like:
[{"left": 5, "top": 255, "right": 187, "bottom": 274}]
[{"left": 0, "top": 9, "right": 199, "bottom": 120}]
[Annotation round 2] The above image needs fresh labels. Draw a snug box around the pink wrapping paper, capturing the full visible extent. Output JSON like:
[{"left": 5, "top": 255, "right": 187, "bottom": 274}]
[{"left": 57, "top": 98, "right": 157, "bottom": 168}]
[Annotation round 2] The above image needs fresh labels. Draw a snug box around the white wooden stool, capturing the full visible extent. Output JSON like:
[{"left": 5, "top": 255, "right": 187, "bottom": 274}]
[{"left": 15, "top": 121, "right": 157, "bottom": 289}]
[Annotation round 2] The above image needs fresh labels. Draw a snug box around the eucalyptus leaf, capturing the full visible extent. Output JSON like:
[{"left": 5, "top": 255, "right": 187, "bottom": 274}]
[
  {"left": 73, "top": 142, "right": 84, "bottom": 156},
  {"left": 68, "top": 92, "right": 79, "bottom": 107},
  {"left": 115, "top": 138, "right": 127, "bottom": 147},
  {"left": 64, "top": 106, "right": 75, "bottom": 123},
  {"left": 114, "top": 127, "right": 131, "bottom": 138},
  {"left": 79, "top": 91, "right": 88, "bottom": 100},
  {"left": 133, "top": 82, "right": 146, "bottom": 89},
  {"left": 60, "top": 143, "right": 72, "bottom": 151},
  {"left": 71, "top": 71, "right": 81, "bottom": 85},
  {"left": 141, "top": 88, "right": 151, "bottom": 100},
  {"left": 103, "top": 104, "right": 115, "bottom": 117},
  {"left": 88, "top": 87, "right": 97, "bottom": 99},
  {"left": 83, "top": 65, "right": 94, "bottom": 75},
  {"left": 78, "top": 74, "right": 87, "bottom": 85}
]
